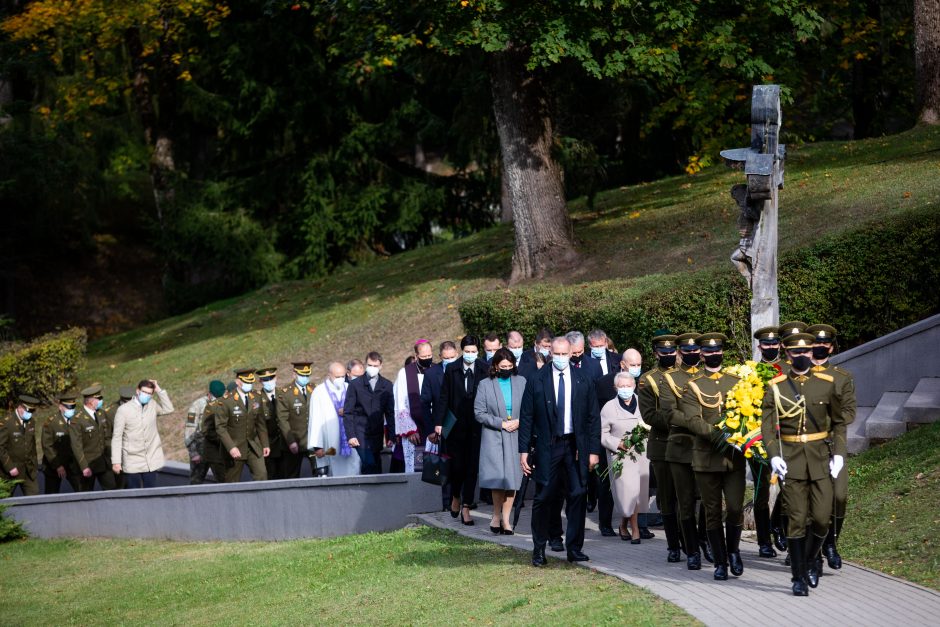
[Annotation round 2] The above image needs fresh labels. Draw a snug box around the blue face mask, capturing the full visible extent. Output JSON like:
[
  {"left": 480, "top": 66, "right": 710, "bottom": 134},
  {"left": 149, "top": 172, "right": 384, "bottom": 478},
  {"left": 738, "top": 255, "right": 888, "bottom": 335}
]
[
  {"left": 63, "top": 408, "right": 76, "bottom": 419},
  {"left": 21, "top": 411, "right": 32, "bottom": 421},
  {"left": 485, "top": 350, "right": 496, "bottom": 361},
  {"left": 96, "top": 398, "right": 104, "bottom": 410},
  {"left": 538, "top": 347, "right": 550, "bottom": 358},
  {"left": 552, "top": 356, "right": 570, "bottom": 371},
  {"left": 442, "top": 357, "right": 457, "bottom": 367},
  {"left": 591, "top": 347, "right": 607, "bottom": 359},
  {"left": 618, "top": 387, "right": 635, "bottom": 400},
  {"left": 262, "top": 380, "right": 276, "bottom": 392},
  {"left": 240, "top": 381, "right": 254, "bottom": 394},
  {"left": 296, "top": 375, "right": 310, "bottom": 387},
  {"left": 509, "top": 347, "right": 523, "bottom": 360},
  {"left": 462, "top": 352, "right": 477, "bottom": 364},
  {"left": 628, "top": 366, "right": 642, "bottom": 379},
  {"left": 138, "top": 392, "right": 152, "bottom": 406}
]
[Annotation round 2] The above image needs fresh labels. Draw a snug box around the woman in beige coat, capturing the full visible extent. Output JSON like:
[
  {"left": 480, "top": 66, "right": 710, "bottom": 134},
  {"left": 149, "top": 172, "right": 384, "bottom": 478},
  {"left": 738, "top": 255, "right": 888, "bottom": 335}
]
[
  {"left": 600, "top": 372, "right": 650, "bottom": 543},
  {"left": 111, "top": 379, "right": 174, "bottom": 488}
]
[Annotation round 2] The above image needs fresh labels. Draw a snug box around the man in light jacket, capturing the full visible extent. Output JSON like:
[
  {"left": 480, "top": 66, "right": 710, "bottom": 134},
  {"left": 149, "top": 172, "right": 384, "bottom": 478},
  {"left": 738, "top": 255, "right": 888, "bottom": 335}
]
[{"left": 111, "top": 379, "right": 174, "bottom": 488}]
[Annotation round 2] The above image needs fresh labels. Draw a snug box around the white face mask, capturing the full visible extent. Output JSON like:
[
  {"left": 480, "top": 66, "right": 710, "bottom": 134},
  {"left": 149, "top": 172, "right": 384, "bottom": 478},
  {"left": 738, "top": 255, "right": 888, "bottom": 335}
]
[
  {"left": 365, "top": 365, "right": 380, "bottom": 378},
  {"left": 627, "top": 365, "right": 642, "bottom": 378},
  {"left": 617, "top": 387, "right": 635, "bottom": 400},
  {"left": 332, "top": 377, "right": 345, "bottom": 389}
]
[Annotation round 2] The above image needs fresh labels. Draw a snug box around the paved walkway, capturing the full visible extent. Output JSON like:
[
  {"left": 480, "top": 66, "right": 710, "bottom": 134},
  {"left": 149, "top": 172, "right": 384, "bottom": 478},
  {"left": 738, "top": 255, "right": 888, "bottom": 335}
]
[{"left": 416, "top": 503, "right": 940, "bottom": 626}]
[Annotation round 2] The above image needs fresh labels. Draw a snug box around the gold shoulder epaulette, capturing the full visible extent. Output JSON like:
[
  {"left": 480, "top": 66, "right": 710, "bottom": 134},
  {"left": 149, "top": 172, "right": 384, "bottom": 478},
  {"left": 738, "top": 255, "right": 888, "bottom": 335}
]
[
  {"left": 662, "top": 371, "right": 683, "bottom": 398},
  {"left": 771, "top": 373, "right": 787, "bottom": 384},
  {"left": 813, "top": 372, "right": 834, "bottom": 382},
  {"left": 833, "top": 366, "right": 852, "bottom": 377}
]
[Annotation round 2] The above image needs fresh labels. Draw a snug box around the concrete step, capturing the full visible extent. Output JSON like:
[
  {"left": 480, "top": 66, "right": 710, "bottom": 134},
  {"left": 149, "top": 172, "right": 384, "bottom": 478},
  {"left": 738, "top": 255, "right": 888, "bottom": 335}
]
[
  {"left": 903, "top": 377, "right": 940, "bottom": 424},
  {"left": 847, "top": 406, "right": 873, "bottom": 454},
  {"left": 865, "top": 392, "right": 910, "bottom": 440}
]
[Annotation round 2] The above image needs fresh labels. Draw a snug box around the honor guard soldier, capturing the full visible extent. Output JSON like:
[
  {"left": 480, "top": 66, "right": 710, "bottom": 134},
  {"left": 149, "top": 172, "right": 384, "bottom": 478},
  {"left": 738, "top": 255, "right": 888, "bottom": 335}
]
[
  {"left": 637, "top": 332, "right": 684, "bottom": 563},
  {"left": 103, "top": 386, "right": 134, "bottom": 489},
  {"left": 42, "top": 392, "right": 82, "bottom": 493},
  {"left": 675, "top": 333, "right": 745, "bottom": 581},
  {"left": 71, "top": 385, "right": 117, "bottom": 491},
  {"left": 807, "top": 324, "right": 856, "bottom": 570},
  {"left": 0, "top": 395, "right": 41, "bottom": 496},
  {"left": 213, "top": 368, "right": 269, "bottom": 482},
  {"left": 199, "top": 386, "right": 228, "bottom": 483},
  {"left": 762, "top": 332, "right": 847, "bottom": 596},
  {"left": 751, "top": 326, "right": 783, "bottom": 558},
  {"left": 663, "top": 332, "right": 711, "bottom": 569},
  {"left": 257, "top": 367, "right": 287, "bottom": 480},
  {"left": 277, "top": 361, "right": 315, "bottom": 478}
]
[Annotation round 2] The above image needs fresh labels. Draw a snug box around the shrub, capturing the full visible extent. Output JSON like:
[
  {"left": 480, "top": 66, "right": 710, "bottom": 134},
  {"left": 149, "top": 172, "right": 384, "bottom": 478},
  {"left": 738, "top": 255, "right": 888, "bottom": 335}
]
[
  {"left": 0, "top": 478, "right": 29, "bottom": 542},
  {"left": 0, "top": 327, "right": 87, "bottom": 406},
  {"left": 459, "top": 207, "right": 940, "bottom": 363}
]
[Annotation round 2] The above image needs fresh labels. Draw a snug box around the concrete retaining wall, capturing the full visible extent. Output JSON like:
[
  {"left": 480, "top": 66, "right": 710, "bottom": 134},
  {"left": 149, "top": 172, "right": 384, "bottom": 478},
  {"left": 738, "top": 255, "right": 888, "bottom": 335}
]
[{"left": 6, "top": 472, "right": 441, "bottom": 541}]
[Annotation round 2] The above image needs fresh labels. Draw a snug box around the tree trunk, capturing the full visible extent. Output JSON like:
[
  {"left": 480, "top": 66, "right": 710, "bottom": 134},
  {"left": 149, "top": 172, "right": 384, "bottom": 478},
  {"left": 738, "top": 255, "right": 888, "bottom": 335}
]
[
  {"left": 489, "top": 45, "right": 577, "bottom": 283},
  {"left": 499, "top": 168, "right": 513, "bottom": 223},
  {"left": 915, "top": 0, "right": 940, "bottom": 124}
]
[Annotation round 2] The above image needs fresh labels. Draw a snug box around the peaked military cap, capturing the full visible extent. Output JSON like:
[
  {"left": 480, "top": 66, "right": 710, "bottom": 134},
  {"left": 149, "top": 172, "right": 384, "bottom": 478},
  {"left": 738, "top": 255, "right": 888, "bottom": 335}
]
[
  {"left": 18, "top": 394, "right": 40, "bottom": 410},
  {"left": 782, "top": 332, "right": 816, "bottom": 349},
  {"left": 292, "top": 361, "right": 313, "bottom": 376},
  {"left": 778, "top": 321, "right": 808, "bottom": 339},
  {"left": 697, "top": 332, "right": 728, "bottom": 351},
  {"left": 56, "top": 392, "right": 78, "bottom": 405},
  {"left": 753, "top": 326, "right": 780, "bottom": 342},
  {"left": 234, "top": 368, "right": 256, "bottom": 383},
  {"left": 256, "top": 367, "right": 278, "bottom": 379},
  {"left": 81, "top": 384, "right": 103, "bottom": 398},
  {"left": 806, "top": 324, "right": 837, "bottom": 343},
  {"left": 652, "top": 334, "right": 678, "bottom": 350},
  {"left": 676, "top": 332, "right": 700, "bottom": 349}
]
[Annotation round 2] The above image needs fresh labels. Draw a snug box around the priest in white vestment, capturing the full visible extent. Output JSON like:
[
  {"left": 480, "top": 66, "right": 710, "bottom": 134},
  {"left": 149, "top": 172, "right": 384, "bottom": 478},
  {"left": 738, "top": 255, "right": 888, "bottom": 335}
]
[
  {"left": 308, "top": 362, "right": 360, "bottom": 477},
  {"left": 393, "top": 340, "right": 435, "bottom": 473}
]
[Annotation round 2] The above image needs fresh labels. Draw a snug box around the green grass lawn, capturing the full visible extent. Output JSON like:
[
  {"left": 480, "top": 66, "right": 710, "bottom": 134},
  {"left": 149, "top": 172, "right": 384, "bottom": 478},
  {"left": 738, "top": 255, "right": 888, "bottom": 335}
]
[
  {"left": 0, "top": 526, "right": 695, "bottom": 626},
  {"left": 841, "top": 421, "right": 940, "bottom": 590},
  {"left": 60, "top": 124, "right": 940, "bottom": 462}
]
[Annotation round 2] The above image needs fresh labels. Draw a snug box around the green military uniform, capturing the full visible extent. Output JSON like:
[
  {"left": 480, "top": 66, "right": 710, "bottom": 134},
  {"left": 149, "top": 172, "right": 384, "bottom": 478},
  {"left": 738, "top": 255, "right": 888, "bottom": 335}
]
[
  {"left": 751, "top": 326, "right": 786, "bottom": 558},
  {"left": 675, "top": 333, "right": 745, "bottom": 581},
  {"left": 276, "top": 361, "right": 315, "bottom": 478},
  {"left": 663, "top": 332, "right": 708, "bottom": 569},
  {"left": 808, "top": 324, "right": 856, "bottom": 570},
  {"left": 101, "top": 386, "right": 133, "bottom": 489},
  {"left": 200, "top": 398, "right": 228, "bottom": 482},
  {"left": 214, "top": 368, "right": 269, "bottom": 483},
  {"left": 70, "top": 385, "right": 117, "bottom": 491},
  {"left": 41, "top": 393, "right": 82, "bottom": 493},
  {"left": 761, "top": 332, "right": 847, "bottom": 596},
  {"left": 185, "top": 395, "right": 210, "bottom": 484},
  {"left": 637, "top": 333, "right": 683, "bottom": 562},
  {"left": 257, "top": 367, "right": 287, "bottom": 480},
  {"left": 0, "top": 395, "right": 41, "bottom": 496}
]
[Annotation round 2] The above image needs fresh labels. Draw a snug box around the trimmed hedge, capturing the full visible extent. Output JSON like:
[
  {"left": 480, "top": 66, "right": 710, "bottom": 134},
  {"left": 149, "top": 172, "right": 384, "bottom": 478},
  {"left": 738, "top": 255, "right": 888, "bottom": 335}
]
[
  {"left": 0, "top": 478, "right": 28, "bottom": 541},
  {"left": 459, "top": 207, "right": 940, "bottom": 363},
  {"left": 0, "top": 327, "right": 87, "bottom": 407}
]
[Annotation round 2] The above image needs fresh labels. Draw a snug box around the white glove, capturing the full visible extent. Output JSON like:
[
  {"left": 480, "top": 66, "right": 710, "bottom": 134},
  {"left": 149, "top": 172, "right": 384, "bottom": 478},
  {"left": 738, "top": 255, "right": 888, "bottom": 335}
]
[
  {"left": 830, "top": 454, "right": 844, "bottom": 479},
  {"left": 771, "top": 456, "right": 788, "bottom": 478}
]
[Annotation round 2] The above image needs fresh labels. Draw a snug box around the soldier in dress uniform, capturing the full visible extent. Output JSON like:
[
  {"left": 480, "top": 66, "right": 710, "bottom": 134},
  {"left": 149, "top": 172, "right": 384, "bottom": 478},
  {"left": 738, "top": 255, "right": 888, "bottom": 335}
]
[
  {"left": 751, "top": 326, "right": 784, "bottom": 558},
  {"left": 675, "top": 333, "right": 746, "bottom": 581},
  {"left": 70, "top": 385, "right": 117, "bottom": 491},
  {"left": 807, "top": 323, "right": 856, "bottom": 571},
  {"left": 41, "top": 392, "right": 82, "bottom": 493},
  {"left": 257, "top": 367, "right": 286, "bottom": 480},
  {"left": 102, "top": 386, "right": 134, "bottom": 489},
  {"left": 199, "top": 389, "right": 228, "bottom": 483},
  {"left": 0, "top": 395, "right": 41, "bottom": 496},
  {"left": 762, "top": 332, "right": 847, "bottom": 596},
  {"left": 212, "top": 368, "right": 269, "bottom": 482},
  {"left": 637, "top": 332, "right": 684, "bottom": 563},
  {"left": 277, "top": 361, "right": 316, "bottom": 478},
  {"left": 185, "top": 380, "right": 225, "bottom": 484}
]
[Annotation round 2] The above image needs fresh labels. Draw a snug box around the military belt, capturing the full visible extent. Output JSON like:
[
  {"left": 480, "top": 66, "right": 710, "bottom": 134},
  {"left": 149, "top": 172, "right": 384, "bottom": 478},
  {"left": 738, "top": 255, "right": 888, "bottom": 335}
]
[{"left": 781, "top": 431, "right": 830, "bottom": 443}]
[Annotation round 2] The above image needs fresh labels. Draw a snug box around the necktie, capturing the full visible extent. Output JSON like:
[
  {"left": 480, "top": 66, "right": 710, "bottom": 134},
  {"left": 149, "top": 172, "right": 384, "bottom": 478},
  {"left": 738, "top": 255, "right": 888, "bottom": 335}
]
[
  {"left": 465, "top": 368, "right": 473, "bottom": 394},
  {"left": 556, "top": 371, "right": 566, "bottom": 436},
  {"left": 302, "top": 387, "right": 307, "bottom": 401},
  {"left": 370, "top": 377, "right": 376, "bottom": 392}
]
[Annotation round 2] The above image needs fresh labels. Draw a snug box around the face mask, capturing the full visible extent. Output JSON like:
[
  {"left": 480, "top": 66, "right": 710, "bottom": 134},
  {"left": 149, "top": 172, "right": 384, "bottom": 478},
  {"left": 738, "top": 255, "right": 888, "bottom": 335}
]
[
  {"left": 296, "top": 375, "right": 310, "bottom": 387},
  {"left": 63, "top": 408, "right": 76, "bottom": 419},
  {"left": 96, "top": 398, "right": 104, "bottom": 410},
  {"left": 417, "top": 357, "right": 433, "bottom": 369},
  {"left": 552, "top": 356, "right": 570, "bottom": 371},
  {"left": 538, "top": 347, "right": 550, "bottom": 358},
  {"left": 681, "top": 352, "right": 700, "bottom": 367},
  {"left": 761, "top": 346, "right": 780, "bottom": 362},
  {"left": 617, "top": 387, "right": 635, "bottom": 400},
  {"left": 240, "top": 381, "right": 253, "bottom": 394},
  {"left": 591, "top": 347, "right": 606, "bottom": 359},
  {"left": 485, "top": 351, "right": 496, "bottom": 361},
  {"left": 812, "top": 346, "right": 831, "bottom": 361},
  {"left": 657, "top": 353, "right": 677, "bottom": 369},
  {"left": 627, "top": 365, "right": 642, "bottom": 378},
  {"left": 509, "top": 347, "right": 523, "bottom": 360},
  {"left": 497, "top": 369, "right": 513, "bottom": 380},
  {"left": 442, "top": 357, "right": 457, "bottom": 367},
  {"left": 348, "top": 375, "right": 359, "bottom": 381},
  {"left": 790, "top": 354, "right": 813, "bottom": 372},
  {"left": 21, "top": 411, "right": 32, "bottom": 421},
  {"left": 138, "top": 392, "right": 152, "bottom": 406},
  {"left": 262, "top": 380, "right": 276, "bottom": 392},
  {"left": 332, "top": 377, "right": 346, "bottom": 389},
  {"left": 366, "top": 366, "right": 380, "bottom": 378},
  {"left": 570, "top": 354, "right": 582, "bottom": 365},
  {"left": 703, "top": 353, "right": 723, "bottom": 368},
  {"left": 462, "top": 352, "right": 477, "bottom": 364}
]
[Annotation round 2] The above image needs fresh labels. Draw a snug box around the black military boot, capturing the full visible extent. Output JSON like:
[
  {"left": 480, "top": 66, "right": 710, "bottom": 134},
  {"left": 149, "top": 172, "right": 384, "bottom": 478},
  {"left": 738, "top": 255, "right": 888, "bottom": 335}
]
[
  {"left": 755, "top": 507, "right": 777, "bottom": 558},
  {"left": 726, "top": 523, "right": 744, "bottom": 576},
  {"left": 680, "top": 517, "right": 701, "bottom": 570},
  {"left": 662, "top": 512, "right": 683, "bottom": 563},
  {"left": 806, "top": 533, "right": 826, "bottom": 588},
  {"left": 823, "top": 516, "right": 844, "bottom": 569},
  {"left": 788, "top": 537, "right": 808, "bottom": 596},
  {"left": 698, "top": 504, "right": 714, "bottom": 563},
  {"left": 707, "top": 528, "right": 729, "bottom": 580},
  {"left": 770, "top": 498, "right": 788, "bottom": 552}
]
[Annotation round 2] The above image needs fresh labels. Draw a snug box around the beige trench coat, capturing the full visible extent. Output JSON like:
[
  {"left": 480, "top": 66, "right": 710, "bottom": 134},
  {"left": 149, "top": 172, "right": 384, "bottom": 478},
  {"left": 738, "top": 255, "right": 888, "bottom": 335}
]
[{"left": 111, "top": 389, "right": 174, "bottom": 472}]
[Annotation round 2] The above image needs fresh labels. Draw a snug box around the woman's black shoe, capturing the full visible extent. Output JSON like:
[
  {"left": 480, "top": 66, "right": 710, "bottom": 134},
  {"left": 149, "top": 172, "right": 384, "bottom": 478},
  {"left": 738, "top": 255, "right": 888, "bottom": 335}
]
[
  {"left": 619, "top": 526, "right": 632, "bottom": 542},
  {"left": 490, "top": 524, "right": 502, "bottom": 534},
  {"left": 501, "top": 528, "right": 515, "bottom": 536},
  {"left": 631, "top": 538, "right": 641, "bottom": 545},
  {"left": 450, "top": 508, "right": 460, "bottom": 519}
]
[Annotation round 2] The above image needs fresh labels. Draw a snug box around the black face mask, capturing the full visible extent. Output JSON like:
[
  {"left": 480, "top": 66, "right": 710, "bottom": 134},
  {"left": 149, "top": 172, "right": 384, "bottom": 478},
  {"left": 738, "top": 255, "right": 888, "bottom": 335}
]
[
  {"left": 496, "top": 369, "right": 513, "bottom": 379},
  {"left": 703, "top": 353, "right": 724, "bottom": 368},
  {"left": 790, "top": 354, "right": 813, "bottom": 372},
  {"left": 681, "top": 352, "right": 700, "bottom": 367},
  {"left": 812, "top": 346, "right": 831, "bottom": 361},
  {"left": 417, "top": 357, "right": 433, "bottom": 369},
  {"left": 657, "top": 354, "right": 677, "bottom": 369},
  {"left": 570, "top": 354, "right": 582, "bottom": 365},
  {"left": 761, "top": 347, "right": 780, "bottom": 362}
]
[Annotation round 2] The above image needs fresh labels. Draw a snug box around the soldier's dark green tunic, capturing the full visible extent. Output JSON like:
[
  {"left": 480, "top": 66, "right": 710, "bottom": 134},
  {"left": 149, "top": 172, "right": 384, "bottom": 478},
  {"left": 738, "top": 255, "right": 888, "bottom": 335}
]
[
  {"left": 0, "top": 413, "right": 39, "bottom": 496},
  {"left": 69, "top": 408, "right": 116, "bottom": 491}
]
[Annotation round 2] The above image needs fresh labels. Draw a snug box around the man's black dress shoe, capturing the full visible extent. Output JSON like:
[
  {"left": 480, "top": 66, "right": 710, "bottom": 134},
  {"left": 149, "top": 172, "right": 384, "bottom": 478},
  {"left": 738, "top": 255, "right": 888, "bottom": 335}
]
[
  {"left": 532, "top": 547, "right": 546, "bottom": 567},
  {"left": 549, "top": 538, "right": 565, "bottom": 552},
  {"left": 639, "top": 527, "right": 655, "bottom": 540},
  {"left": 567, "top": 549, "right": 590, "bottom": 562},
  {"left": 586, "top": 498, "right": 597, "bottom": 513},
  {"left": 599, "top": 526, "right": 617, "bottom": 537},
  {"left": 667, "top": 549, "right": 682, "bottom": 563}
]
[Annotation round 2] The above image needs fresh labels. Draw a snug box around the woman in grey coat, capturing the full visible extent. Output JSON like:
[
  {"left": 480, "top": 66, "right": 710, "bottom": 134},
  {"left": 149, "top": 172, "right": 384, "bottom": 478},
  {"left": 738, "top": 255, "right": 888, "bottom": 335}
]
[{"left": 474, "top": 348, "right": 525, "bottom": 534}]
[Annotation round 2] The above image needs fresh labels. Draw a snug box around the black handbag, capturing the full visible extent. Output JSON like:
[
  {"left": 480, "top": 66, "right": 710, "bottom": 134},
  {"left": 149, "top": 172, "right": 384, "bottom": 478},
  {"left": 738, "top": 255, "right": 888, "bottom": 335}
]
[{"left": 421, "top": 450, "right": 450, "bottom": 486}]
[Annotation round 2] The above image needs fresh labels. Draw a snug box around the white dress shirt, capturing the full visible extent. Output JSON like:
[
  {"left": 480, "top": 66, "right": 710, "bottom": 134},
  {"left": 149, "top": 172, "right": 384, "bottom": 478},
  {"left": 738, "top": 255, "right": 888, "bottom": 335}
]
[{"left": 552, "top": 365, "right": 573, "bottom": 434}]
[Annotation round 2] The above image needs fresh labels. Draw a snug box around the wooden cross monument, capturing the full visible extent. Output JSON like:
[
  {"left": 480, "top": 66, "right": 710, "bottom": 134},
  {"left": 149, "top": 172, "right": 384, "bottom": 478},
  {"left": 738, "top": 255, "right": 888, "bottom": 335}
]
[{"left": 720, "top": 85, "right": 786, "bottom": 360}]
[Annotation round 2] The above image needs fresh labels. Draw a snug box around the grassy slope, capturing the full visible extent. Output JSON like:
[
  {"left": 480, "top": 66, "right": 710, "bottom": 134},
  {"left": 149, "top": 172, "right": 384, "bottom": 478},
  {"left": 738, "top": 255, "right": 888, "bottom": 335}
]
[
  {"left": 0, "top": 527, "right": 694, "bottom": 626},
  {"left": 71, "top": 125, "right": 940, "bottom": 461},
  {"left": 841, "top": 421, "right": 940, "bottom": 590}
]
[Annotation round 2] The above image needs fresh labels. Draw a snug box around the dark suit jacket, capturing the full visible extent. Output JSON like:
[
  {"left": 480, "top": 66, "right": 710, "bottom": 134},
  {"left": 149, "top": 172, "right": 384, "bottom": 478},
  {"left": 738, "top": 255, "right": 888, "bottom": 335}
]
[
  {"left": 595, "top": 371, "right": 618, "bottom": 409},
  {"left": 518, "top": 365, "right": 601, "bottom": 487},
  {"left": 420, "top": 362, "right": 446, "bottom": 423},
  {"left": 343, "top": 375, "right": 394, "bottom": 449},
  {"left": 586, "top": 350, "right": 620, "bottom": 380},
  {"left": 433, "top": 359, "right": 489, "bottom": 439},
  {"left": 518, "top": 350, "right": 542, "bottom": 380},
  {"left": 572, "top": 356, "right": 603, "bottom": 382}
]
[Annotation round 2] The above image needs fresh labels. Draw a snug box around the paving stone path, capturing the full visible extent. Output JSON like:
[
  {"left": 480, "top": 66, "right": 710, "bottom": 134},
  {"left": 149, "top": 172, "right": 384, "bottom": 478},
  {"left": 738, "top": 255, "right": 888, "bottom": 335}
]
[{"left": 416, "top": 504, "right": 940, "bottom": 626}]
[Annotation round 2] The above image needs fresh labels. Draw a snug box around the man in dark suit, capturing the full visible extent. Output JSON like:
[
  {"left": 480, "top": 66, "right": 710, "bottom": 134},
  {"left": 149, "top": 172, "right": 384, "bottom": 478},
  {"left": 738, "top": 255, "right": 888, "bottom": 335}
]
[
  {"left": 587, "top": 329, "right": 621, "bottom": 379},
  {"left": 422, "top": 341, "right": 459, "bottom": 510},
  {"left": 520, "top": 336, "right": 601, "bottom": 566},
  {"left": 343, "top": 351, "right": 394, "bottom": 475},
  {"left": 433, "top": 335, "right": 489, "bottom": 524},
  {"left": 518, "top": 327, "right": 553, "bottom": 380}
]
